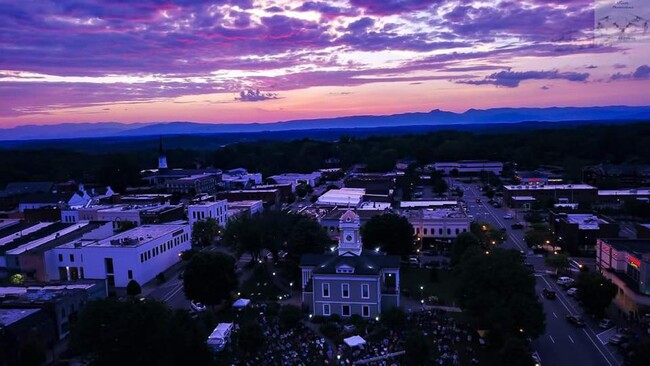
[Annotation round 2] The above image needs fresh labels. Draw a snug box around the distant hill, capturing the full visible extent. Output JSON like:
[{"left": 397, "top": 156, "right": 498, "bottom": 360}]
[{"left": 0, "top": 105, "right": 649, "bottom": 141}]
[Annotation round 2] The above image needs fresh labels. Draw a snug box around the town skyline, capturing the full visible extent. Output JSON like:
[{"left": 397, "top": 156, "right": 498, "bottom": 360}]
[{"left": 2, "top": 0, "right": 650, "bottom": 128}]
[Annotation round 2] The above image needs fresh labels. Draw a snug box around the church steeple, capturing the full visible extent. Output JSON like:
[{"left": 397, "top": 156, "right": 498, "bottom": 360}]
[
  {"left": 158, "top": 136, "right": 168, "bottom": 170},
  {"left": 338, "top": 210, "right": 362, "bottom": 256}
]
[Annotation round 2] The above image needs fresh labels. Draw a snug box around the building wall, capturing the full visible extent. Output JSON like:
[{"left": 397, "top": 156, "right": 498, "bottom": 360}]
[
  {"left": 50, "top": 225, "right": 191, "bottom": 287},
  {"left": 504, "top": 187, "right": 598, "bottom": 207},
  {"left": 409, "top": 217, "right": 470, "bottom": 241},
  {"left": 188, "top": 200, "right": 228, "bottom": 228},
  {"left": 311, "top": 275, "right": 381, "bottom": 318},
  {"left": 216, "top": 190, "right": 280, "bottom": 205}
]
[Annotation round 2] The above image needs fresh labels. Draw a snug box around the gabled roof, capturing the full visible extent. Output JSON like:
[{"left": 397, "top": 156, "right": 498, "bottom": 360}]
[
  {"left": 340, "top": 210, "right": 359, "bottom": 223},
  {"left": 300, "top": 249, "right": 400, "bottom": 275}
]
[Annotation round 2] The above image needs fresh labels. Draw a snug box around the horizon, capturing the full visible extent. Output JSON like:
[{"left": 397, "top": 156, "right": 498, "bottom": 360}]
[{"left": 1, "top": 0, "right": 650, "bottom": 128}]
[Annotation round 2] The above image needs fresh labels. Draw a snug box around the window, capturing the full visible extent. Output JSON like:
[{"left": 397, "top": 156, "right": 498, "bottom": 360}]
[
  {"left": 128, "top": 270, "right": 133, "bottom": 280},
  {"left": 439, "top": 228, "right": 443, "bottom": 235},
  {"left": 423, "top": 228, "right": 428, "bottom": 235},
  {"left": 106, "top": 275, "right": 115, "bottom": 287},
  {"left": 342, "top": 305, "right": 351, "bottom": 317},
  {"left": 361, "top": 284, "right": 370, "bottom": 299},
  {"left": 70, "top": 254, "right": 74, "bottom": 262},
  {"left": 323, "top": 304, "right": 331, "bottom": 316},
  {"left": 58, "top": 267, "right": 68, "bottom": 280},
  {"left": 322, "top": 283, "right": 330, "bottom": 298},
  {"left": 447, "top": 228, "right": 451, "bottom": 235},
  {"left": 58, "top": 254, "right": 63, "bottom": 262},
  {"left": 80, "top": 267, "right": 84, "bottom": 279},
  {"left": 104, "top": 258, "right": 114, "bottom": 274},
  {"left": 362, "top": 305, "right": 370, "bottom": 317},
  {"left": 342, "top": 283, "right": 350, "bottom": 298},
  {"left": 416, "top": 228, "right": 420, "bottom": 235}
]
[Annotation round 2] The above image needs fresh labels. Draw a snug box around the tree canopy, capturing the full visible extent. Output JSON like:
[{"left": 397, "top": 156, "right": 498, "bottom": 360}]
[
  {"left": 126, "top": 279, "right": 141, "bottom": 297},
  {"left": 450, "top": 232, "right": 481, "bottom": 266},
  {"left": 457, "top": 248, "right": 545, "bottom": 341},
  {"left": 183, "top": 252, "right": 238, "bottom": 306},
  {"left": 544, "top": 253, "right": 570, "bottom": 274},
  {"left": 191, "top": 218, "right": 221, "bottom": 247},
  {"left": 576, "top": 272, "right": 618, "bottom": 318},
  {"left": 361, "top": 213, "right": 414, "bottom": 258},
  {"left": 69, "top": 298, "right": 210, "bottom": 366}
]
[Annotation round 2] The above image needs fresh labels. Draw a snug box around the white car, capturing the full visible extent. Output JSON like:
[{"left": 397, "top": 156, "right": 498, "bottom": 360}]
[
  {"left": 566, "top": 287, "right": 578, "bottom": 297},
  {"left": 190, "top": 300, "right": 206, "bottom": 312},
  {"left": 503, "top": 214, "right": 514, "bottom": 219},
  {"left": 556, "top": 276, "right": 574, "bottom": 286}
]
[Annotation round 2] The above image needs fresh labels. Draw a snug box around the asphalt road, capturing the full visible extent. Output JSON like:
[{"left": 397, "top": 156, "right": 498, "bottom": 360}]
[{"left": 451, "top": 179, "right": 622, "bottom": 366}]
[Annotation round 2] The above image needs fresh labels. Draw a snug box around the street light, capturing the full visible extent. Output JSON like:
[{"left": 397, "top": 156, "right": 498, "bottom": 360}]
[{"left": 420, "top": 285, "right": 424, "bottom": 299}]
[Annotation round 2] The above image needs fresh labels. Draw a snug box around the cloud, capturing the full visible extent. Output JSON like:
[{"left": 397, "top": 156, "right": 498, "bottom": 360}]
[
  {"left": 235, "top": 89, "right": 279, "bottom": 102},
  {"left": 611, "top": 65, "right": 650, "bottom": 80},
  {"left": 349, "top": 0, "right": 442, "bottom": 15},
  {"left": 458, "top": 69, "right": 589, "bottom": 88},
  {"left": 295, "top": 1, "right": 359, "bottom": 18}
]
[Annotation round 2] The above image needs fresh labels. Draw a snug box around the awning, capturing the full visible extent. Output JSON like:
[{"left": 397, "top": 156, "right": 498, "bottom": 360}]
[
  {"left": 344, "top": 335, "right": 367, "bottom": 348},
  {"left": 233, "top": 298, "right": 251, "bottom": 308}
]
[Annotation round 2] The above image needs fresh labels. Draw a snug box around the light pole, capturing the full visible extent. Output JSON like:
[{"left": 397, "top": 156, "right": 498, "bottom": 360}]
[{"left": 420, "top": 285, "right": 424, "bottom": 299}]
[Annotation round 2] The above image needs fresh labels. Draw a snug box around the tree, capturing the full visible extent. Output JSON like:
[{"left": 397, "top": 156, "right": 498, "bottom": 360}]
[
  {"left": 361, "top": 213, "right": 414, "bottom": 258},
  {"left": 183, "top": 252, "right": 238, "bottom": 306},
  {"left": 17, "top": 339, "right": 46, "bottom": 366},
  {"left": 191, "top": 218, "right": 221, "bottom": 247},
  {"left": 576, "top": 272, "right": 617, "bottom": 318},
  {"left": 287, "top": 218, "right": 331, "bottom": 260},
  {"left": 450, "top": 232, "right": 481, "bottom": 266},
  {"left": 404, "top": 331, "right": 431, "bottom": 366},
  {"left": 524, "top": 228, "right": 552, "bottom": 248},
  {"left": 380, "top": 307, "right": 407, "bottom": 331},
  {"left": 499, "top": 338, "right": 534, "bottom": 366},
  {"left": 433, "top": 178, "right": 449, "bottom": 196},
  {"left": 238, "top": 322, "right": 265, "bottom": 354},
  {"left": 126, "top": 280, "right": 141, "bottom": 297},
  {"left": 69, "top": 298, "right": 210, "bottom": 366},
  {"left": 544, "top": 253, "right": 570, "bottom": 274},
  {"left": 457, "top": 249, "right": 545, "bottom": 340},
  {"left": 278, "top": 305, "right": 302, "bottom": 331},
  {"left": 627, "top": 337, "right": 650, "bottom": 366}
]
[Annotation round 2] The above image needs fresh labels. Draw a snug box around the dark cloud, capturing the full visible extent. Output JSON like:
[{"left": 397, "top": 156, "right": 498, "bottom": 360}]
[
  {"left": 611, "top": 65, "right": 650, "bottom": 80},
  {"left": 236, "top": 89, "right": 279, "bottom": 102},
  {"left": 349, "top": 0, "right": 442, "bottom": 15},
  {"left": 458, "top": 69, "right": 589, "bottom": 88},
  {"left": 295, "top": 1, "right": 359, "bottom": 18}
]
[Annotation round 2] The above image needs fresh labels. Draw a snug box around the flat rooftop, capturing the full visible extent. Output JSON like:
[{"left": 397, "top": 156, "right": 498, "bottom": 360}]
[
  {"left": 0, "top": 308, "right": 41, "bottom": 327},
  {"left": 189, "top": 200, "right": 227, "bottom": 208},
  {"left": 504, "top": 184, "right": 596, "bottom": 191},
  {"left": 227, "top": 200, "right": 262, "bottom": 208},
  {"left": 400, "top": 200, "right": 458, "bottom": 208},
  {"left": 358, "top": 201, "right": 391, "bottom": 210},
  {"left": 83, "top": 224, "right": 187, "bottom": 248},
  {"left": 404, "top": 208, "right": 468, "bottom": 220},
  {"left": 598, "top": 189, "right": 650, "bottom": 196},
  {"left": 176, "top": 173, "right": 218, "bottom": 181},
  {"left": 6, "top": 222, "right": 91, "bottom": 255},
  {"left": 0, "top": 219, "right": 20, "bottom": 231},
  {"left": 565, "top": 214, "right": 608, "bottom": 230}
]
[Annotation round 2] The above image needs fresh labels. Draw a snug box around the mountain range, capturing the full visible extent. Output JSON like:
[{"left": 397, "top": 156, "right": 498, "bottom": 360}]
[{"left": 1, "top": 105, "right": 649, "bottom": 141}]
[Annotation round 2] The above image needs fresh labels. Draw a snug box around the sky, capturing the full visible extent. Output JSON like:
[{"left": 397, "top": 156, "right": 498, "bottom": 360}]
[{"left": 1, "top": 0, "right": 649, "bottom": 128}]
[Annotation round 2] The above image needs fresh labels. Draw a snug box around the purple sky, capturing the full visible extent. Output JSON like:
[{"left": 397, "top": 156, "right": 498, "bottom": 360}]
[{"left": 1, "top": 0, "right": 649, "bottom": 127}]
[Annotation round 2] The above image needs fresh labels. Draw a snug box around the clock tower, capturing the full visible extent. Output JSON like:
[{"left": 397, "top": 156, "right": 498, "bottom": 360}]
[{"left": 338, "top": 210, "right": 362, "bottom": 256}]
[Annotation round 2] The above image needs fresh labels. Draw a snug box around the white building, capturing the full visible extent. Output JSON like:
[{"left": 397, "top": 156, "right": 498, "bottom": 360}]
[
  {"left": 268, "top": 172, "right": 322, "bottom": 192},
  {"left": 188, "top": 199, "right": 228, "bottom": 228},
  {"left": 403, "top": 208, "right": 470, "bottom": 242},
  {"left": 48, "top": 224, "right": 190, "bottom": 288},
  {"left": 227, "top": 200, "right": 263, "bottom": 221},
  {"left": 317, "top": 188, "right": 366, "bottom": 207},
  {"left": 433, "top": 160, "right": 503, "bottom": 175}
]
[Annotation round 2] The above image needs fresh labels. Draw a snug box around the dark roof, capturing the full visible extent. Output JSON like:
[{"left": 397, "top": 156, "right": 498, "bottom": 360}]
[
  {"left": 23, "top": 222, "right": 104, "bottom": 255},
  {"left": 321, "top": 208, "right": 385, "bottom": 222},
  {"left": 600, "top": 238, "right": 650, "bottom": 256},
  {"left": 301, "top": 250, "right": 400, "bottom": 275},
  {"left": 0, "top": 222, "right": 40, "bottom": 241},
  {"left": 20, "top": 192, "right": 76, "bottom": 204},
  {"left": 0, "top": 223, "right": 72, "bottom": 255},
  {"left": 0, "top": 182, "right": 54, "bottom": 197}
]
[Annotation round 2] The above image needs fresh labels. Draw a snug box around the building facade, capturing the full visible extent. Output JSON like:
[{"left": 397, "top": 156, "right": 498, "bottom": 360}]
[
  {"left": 503, "top": 184, "right": 598, "bottom": 208},
  {"left": 433, "top": 160, "right": 503, "bottom": 175},
  {"left": 188, "top": 199, "right": 228, "bottom": 228},
  {"left": 549, "top": 211, "right": 619, "bottom": 255},
  {"left": 300, "top": 210, "right": 400, "bottom": 318},
  {"left": 405, "top": 208, "right": 471, "bottom": 243},
  {"left": 48, "top": 224, "right": 190, "bottom": 288}
]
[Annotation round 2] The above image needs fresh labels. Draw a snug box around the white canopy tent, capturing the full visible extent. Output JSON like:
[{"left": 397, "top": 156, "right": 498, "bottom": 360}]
[
  {"left": 344, "top": 335, "right": 367, "bottom": 348},
  {"left": 233, "top": 298, "right": 251, "bottom": 308}
]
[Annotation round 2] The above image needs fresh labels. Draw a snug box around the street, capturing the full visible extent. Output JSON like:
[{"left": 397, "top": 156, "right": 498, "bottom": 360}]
[{"left": 451, "top": 178, "right": 622, "bottom": 366}]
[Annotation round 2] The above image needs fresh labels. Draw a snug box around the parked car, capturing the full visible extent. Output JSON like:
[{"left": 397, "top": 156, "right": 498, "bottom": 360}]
[
  {"left": 511, "top": 223, "right": 524, "bottom": 230},
  {"left": 542, "top": 288, "right": 557, "bottom": 299},
  {"left": 608, "top": 334, "right": 629, "bottom": 345},
  {"left": 566, "top": 314, "right": 586, "bottom": 327},
  {"left": 190, "top": 300, "right": 206, "bottom": 313},
  {"left": 557, "top": 276, "right": 575, "bottom": 286},
  {"left": 503, "top": 214, "right": 514, "bottom": 219},
  {"left": 532, "top": 352, "right": 542, "bottom": 366},
  {"left": 598, "top": 319, "right": 614, "bottom": 329},
  {"left": 567, "top": 287, "right": 578, "bottom": 297}
]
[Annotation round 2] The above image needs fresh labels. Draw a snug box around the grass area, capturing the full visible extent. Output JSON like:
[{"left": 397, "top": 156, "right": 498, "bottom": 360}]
[
  {"left": 400, "top": 266, "right": 461, "bottom": 307},
  {"left": 240, "top": 265, "right": 287, "bottom": 301}
]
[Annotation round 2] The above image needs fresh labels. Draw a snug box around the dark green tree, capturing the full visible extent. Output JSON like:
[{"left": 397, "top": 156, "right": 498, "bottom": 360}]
[
  {"left": 499, "top": 338, "right": 534, "bottom": 366},
  {"left": 191, "top": 218, "right": 221, "bottom": 247},
  {"left": 183, "top": 252, "right": 237, "bottom": 306},
  {"left": 404, "top": 331, "right": 431, "bottom": 366},
  {"left": 450, "top": 232, "right": 481, "bottom": 266},
  {"left": 278, "top": 305, "right": 302, "bottom": 331},
  {"left": 17, "top": 339, "right": 46, "bottom": 366},
  {"left": 361, "top": 213, "right": 414, "bottom": 258},
  {"left": 69, "top": 298, "right": 210, "bottom": 366},
  {"left": 379, "top": 307, "right": 407, "bottom": 332},
  {"left": 126, "top": 279, "right": 141, "bottom": 297},
  {"left": 287, "top": 218, "right": 331, "bottom": 260},
  {"left": 627, "top": 337, "right": 650, "bottom": 366},
  {"left": 544, "top": 253, "right": 570, "bottom": 274},
  {"left": 576, "top": 272, "right": 617, "bottom": 318},
  {"left": 457, "top": 249, "right": 545, "bottom": 339}
]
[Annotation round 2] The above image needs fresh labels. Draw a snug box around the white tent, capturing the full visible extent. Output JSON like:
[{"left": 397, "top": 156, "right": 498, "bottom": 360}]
[
  {"left": 344, "top": 335, "right": 367, "bottom": 348},
  {"left": 233, "top": 298, "right": 251, "bottom": 308}
]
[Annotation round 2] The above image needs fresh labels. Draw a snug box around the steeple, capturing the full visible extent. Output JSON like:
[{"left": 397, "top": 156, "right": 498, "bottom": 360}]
[
  {"left": 338, "top": 210, "right": 362, "bottom": 256},
  {"left": 158, "top": 136, "right": 168, "bottom": 170}
]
